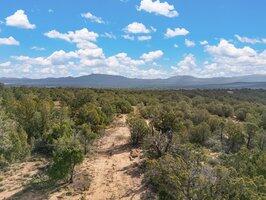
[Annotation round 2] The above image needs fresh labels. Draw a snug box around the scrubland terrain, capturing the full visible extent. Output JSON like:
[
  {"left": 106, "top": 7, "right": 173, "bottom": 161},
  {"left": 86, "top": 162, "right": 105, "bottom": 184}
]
[{"left": 0, "top": 87, "right": 265, "bottom": 199}]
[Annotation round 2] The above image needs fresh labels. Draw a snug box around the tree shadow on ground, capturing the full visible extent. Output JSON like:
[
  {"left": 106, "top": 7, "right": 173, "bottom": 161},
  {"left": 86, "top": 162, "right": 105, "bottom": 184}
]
[
  {"left": 6, "top": 178, "right": 66, "bottom": 200},
  {"left": 118, "top": 161, "right": 156, "bottom": 200},
  {"left": 99, "top": 143, "right": 130, "bottom": 156}
]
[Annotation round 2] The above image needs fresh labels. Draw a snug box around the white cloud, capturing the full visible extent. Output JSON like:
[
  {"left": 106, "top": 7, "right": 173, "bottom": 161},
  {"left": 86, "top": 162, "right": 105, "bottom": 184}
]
[
  {"left": 202, "top": 42, "right": 266, "bottom": 77},
  {"left": 101, "top": 32, "right": 116, "bottom": 39},
  {"left": 0, "top": 61, "right": 11, "bottom": 67},
  {"left": 122, "top": 34, "right": 134, "bottom": 41},
  {"left": 235, "top": 34, "right": 266, "bottom": 44},
  {"left": 172, "top": 54, "right": 199, "bottom": 76},
  {"left": 81, "top": 12, "right": 105, "bottom": 24},
  {"left": 138, "top": 35, "right": 152, "bottom": 41},
  {"left": 44, "top": 28, "right": 99, "bottom": 48},
  {"left": 165, "top": 28, "right": 189, "bottom": 38},
  {"left": 0, "top": 36, "right": 19, "bottom": 46},
  {"left": 171, "top": 39, "right": 266, "bottom": 77},
  {"left": 48, "top": 9, "right": 54, "bottom": 13},
  {"left": 31, "top": 46, "right": 45, "bottom": 51},
  {"left": 6, "top": 26, "right": 167, "bottom": 79},
  {"left": 141, "top": 50, "right": 163, "bottom": 62},
  {"left": 206, "top": 39, "right": 256, "bottom": 57},
  {"left": 124, "top": 22, "right": 151, "bottom": 34},
  {"left": 5, "top": 10, "right": 36, "bottom": 29},
  {"left": 137, "top": 0, "right": 178, "bottom": 18},
  {"left": 200, "top": 40, "right": 208, "bottom": 45},
  {"left": 185, "top": 39, "right": 195, "bottom": 47},
  {"left": 174, "top": 44, "right": 178, "bottom": 48}
]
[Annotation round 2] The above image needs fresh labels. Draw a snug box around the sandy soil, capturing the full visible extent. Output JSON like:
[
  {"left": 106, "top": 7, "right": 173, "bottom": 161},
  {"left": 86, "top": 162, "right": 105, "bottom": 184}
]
[
  {"left": 83, "top": 114, "right": 146, "bottom": 200},
  {"left": 0, "top": 159, "right": 47, "bottom": 200},
  {"left": 1, "top": 114, "right": 150, "bottom": 200}
]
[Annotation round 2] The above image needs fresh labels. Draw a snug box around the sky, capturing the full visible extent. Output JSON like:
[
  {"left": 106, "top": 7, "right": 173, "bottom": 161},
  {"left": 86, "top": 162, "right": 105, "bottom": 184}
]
[{"left": 0, "top": 0, "right": 266, "bottom": 79}]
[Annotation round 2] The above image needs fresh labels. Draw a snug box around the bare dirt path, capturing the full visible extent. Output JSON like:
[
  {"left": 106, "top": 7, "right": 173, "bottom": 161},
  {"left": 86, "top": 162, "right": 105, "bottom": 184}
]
[{"left": 83, "top": 114, "right": 147, "bottom": 200}]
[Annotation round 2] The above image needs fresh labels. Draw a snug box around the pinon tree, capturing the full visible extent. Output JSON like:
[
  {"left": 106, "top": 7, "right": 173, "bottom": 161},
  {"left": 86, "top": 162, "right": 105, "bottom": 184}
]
[
  {"left": 127, "top": 116, "right": 150, "bottom": 147},
  {"left": 144, "top": 111, "right": 180, "bottom": 158},
  {"left": 48, "top": 121, "right": 84, "bottom": 183},
  {"left": 48, "top": 144, "right": 84, "bottom": 183},
  {"left": 225, "top": 120, "right": 245, "bottom": 153},
  {"left": 0, "top": 109, "right": 29, "bottom": 166},
  {"left": 78, "top": 124, "right": 97, "bottom": 155}
]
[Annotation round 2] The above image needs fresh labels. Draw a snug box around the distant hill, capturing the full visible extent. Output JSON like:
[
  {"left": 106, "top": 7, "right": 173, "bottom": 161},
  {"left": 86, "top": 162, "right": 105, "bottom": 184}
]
[{"left": 1, "top": 74, "right": 266, "bottom": 89}]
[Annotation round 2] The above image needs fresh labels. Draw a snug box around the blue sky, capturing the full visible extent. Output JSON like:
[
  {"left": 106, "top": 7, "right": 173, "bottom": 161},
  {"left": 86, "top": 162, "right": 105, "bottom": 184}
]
[{"left": 0, "top": 0, "right": 265, "bottom": 78}]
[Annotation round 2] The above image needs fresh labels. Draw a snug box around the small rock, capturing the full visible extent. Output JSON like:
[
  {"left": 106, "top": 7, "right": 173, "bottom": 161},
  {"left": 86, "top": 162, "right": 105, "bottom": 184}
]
[{"left": 130, "top": 149, "right": 140, "bottom": 158}]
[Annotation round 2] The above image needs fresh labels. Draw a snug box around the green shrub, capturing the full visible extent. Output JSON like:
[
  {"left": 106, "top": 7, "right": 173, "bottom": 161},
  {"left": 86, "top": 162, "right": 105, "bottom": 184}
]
[
  {"left": 128, "top": 117, "right": 150, "bottom": 146},
  {"left": 189, "top": 122, "right": 211, "bottom": 145},
  {"left": 48, "top": 145, "right": 84, "bottom": 183}
]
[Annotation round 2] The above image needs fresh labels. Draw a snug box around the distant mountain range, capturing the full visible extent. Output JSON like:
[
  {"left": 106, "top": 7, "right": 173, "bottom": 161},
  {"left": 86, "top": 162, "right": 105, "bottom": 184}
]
[{"left": 1, "top": 74, "right": 266, "bottom": 89}]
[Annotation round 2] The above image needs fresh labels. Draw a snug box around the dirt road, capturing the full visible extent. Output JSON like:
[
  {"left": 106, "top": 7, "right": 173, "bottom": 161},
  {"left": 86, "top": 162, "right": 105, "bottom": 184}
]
[{"left": 83, "top": 114, "right": 146, "bottom": 199}]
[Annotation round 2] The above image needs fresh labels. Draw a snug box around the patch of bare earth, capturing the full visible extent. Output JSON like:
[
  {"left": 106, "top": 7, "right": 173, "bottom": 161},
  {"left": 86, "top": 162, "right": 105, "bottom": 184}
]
[{"left": 0, "top": 158, "right": 47, "bottom": 200}]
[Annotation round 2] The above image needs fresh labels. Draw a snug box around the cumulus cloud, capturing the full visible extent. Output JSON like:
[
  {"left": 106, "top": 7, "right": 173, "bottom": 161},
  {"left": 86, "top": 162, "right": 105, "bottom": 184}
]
[
  {"left": 235, "top": 34, "right": 266, "bottom": 44},
  {"left": 5, "top": 10, "right": 36, "bottom": 29},
  {"left": 141, "top": 50, "right": 163, "bottom": 62},
  {"left": 124, "top": 22, "right": 151, "bottom": 34},
  {"left": 44, "top": 28, "right": 99, "bottom": 48},
  {"left": 185, "top": 39, "right": 195, "bottom": 47},
  {"left": 173, "top": 39, "right": 266, "bottom": 77},
  {"left": 172, "top": 54, "right": 198, "bottom": 76},
  {"left": 137, "top": 0, "right": 178, "bottom": 18},
  {"left": 81, "top": 12, "right": 105, "bottom": 24},
  {"left": 206, "top": 39, "right": 256, "bottom": 57},
  {"left": 165, "top": 28, "right": 189, "bottom": 38},
  {"left": 123, "top": 22, "right": 154, "bottom": 41},
  {"left": 5, "top": 27, "right": 167, "bottom": 79},
  {"left": 202, "top": 39, "right": 266, "bottom": 76},
  {"left": 0, "top": 36, "right": 19, "bottom": 46}
]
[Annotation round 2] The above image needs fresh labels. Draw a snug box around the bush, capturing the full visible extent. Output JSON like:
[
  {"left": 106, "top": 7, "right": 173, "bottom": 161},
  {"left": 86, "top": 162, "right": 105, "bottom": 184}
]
[
  {"left": 235, "top": 108, "right": 247, "bottom": 121},
  {"left": 189, "top": 122, "right": 211, "bottom": 145},
  {"left": 146, "top": 147, "right": 206, "bottom": 200},
  {"left": 115, "top": 100, "right": 133, "bottom": 114},
  {"left": 48, "top": 145, "right": 84, "bottom": 183},
  {"left": 0, "top": 110, "right": 29, "bottom": 165},
  {"left": 128, "top": 117, "right": 150, "bottom": 146}
]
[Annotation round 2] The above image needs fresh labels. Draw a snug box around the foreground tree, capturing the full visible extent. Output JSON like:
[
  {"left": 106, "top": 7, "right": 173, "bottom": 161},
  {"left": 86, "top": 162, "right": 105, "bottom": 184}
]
[
  {"left": 225, "top": 120, "right": 245, "bottom": 152},
  {"left": 146, "top": 147, "right": 206, "bottom": 200},
  {"left": 127, "top": 117, "right": 150, "bottom": 147},
  {"left": 0, "top": 110, "right": 29, "bottom": 166},
  {"left": 48, "top": 144, "right": 84, "bottom": 183}
]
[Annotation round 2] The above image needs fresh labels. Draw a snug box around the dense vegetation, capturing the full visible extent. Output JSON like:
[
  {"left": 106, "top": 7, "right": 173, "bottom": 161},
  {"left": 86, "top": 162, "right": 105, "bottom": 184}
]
[{"left": 0, "top": 86, "right": 265, "bottom": 199}]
